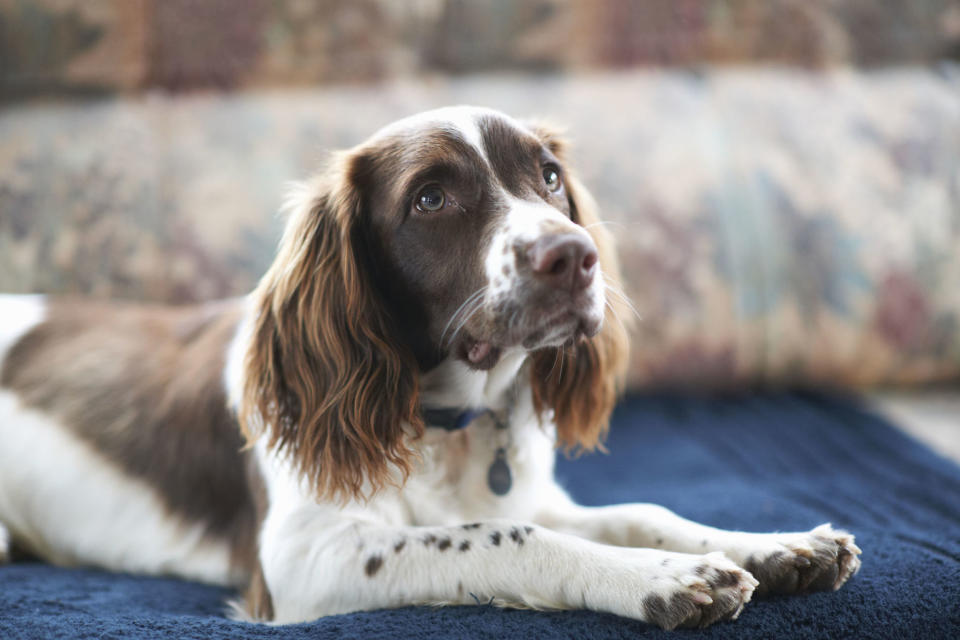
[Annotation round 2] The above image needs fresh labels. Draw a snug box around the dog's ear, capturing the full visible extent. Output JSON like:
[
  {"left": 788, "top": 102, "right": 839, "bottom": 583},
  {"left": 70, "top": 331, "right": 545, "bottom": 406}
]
[
  {"left": 528, "top": 125, "right": 631, "bottom": 452},
  {"left": 241, "top": 150, "right": 422, "bottom": 502}
]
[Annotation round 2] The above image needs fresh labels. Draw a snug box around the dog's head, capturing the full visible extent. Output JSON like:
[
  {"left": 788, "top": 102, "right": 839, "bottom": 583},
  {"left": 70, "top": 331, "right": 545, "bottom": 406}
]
[{"left": 242, "top": 106, "right": 630, "bottom": 500}]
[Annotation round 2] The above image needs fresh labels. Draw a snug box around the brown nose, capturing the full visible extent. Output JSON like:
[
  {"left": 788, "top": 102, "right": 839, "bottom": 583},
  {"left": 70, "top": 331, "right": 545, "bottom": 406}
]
[{"left": 528, "top": 233, "right": 598, "bottom": 291}]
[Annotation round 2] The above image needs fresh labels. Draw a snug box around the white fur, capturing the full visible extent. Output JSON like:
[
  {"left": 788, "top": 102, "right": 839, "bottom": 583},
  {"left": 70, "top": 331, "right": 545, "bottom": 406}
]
[
  {"left": 0, "top": 294, "right": 45, "bottom": 368},
  {"left": 0, "top": 520, "right": 8, "bottom": 562},
  {"left": 224, "top": 294, "right": 256, "bottom": 416},
  {"left": 0, "top": 391, "right": 238, "bottom": 585},
  {"left": 0, "top": 293, "right": 45, "bottom": 563}
]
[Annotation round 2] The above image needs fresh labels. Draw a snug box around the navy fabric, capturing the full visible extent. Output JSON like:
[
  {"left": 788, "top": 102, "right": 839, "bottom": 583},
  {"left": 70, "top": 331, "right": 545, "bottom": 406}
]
[
  {"left": 422, "top": 407, "right": 492, "bottom": 431},
  {"left": 2, "top": 393, "right": 959, "bottom": 639}
]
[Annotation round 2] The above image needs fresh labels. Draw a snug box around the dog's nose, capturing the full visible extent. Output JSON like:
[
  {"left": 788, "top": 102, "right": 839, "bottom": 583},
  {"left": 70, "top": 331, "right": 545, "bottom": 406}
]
[{"left": 528, "top": 233, "right": 598, "bottom": 291}]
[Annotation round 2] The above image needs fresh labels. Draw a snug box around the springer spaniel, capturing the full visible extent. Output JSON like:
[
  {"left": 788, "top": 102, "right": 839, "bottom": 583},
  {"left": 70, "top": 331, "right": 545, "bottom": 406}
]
[{"left": 0, "top": 106, "right": 860, "bottom": 629}]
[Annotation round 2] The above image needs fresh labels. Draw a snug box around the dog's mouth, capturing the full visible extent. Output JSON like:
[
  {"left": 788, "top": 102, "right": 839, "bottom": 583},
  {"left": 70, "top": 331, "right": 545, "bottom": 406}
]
[{"left": 456, "top": 308, "right": 602, "bottom": 371}]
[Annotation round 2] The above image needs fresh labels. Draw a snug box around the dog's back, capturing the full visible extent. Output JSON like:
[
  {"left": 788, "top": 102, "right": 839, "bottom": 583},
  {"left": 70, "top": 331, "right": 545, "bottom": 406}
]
[{"left": 0, "top": 295, "right": 256, "bottom": 585}]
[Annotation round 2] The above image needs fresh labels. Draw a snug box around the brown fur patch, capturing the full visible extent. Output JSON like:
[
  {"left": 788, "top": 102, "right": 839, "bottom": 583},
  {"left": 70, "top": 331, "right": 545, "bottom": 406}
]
[
  {"left": 1, "top": 299, "right": 259, "bottom": 580},
  {"left": 365, "top": 554, "right": 384, "bottom": 577},
  {"left": 244, "top": 560, "right": 275, "bottom": 620},
  {"left": 240, "top": 155, "right": 423, "bottom": 504}
]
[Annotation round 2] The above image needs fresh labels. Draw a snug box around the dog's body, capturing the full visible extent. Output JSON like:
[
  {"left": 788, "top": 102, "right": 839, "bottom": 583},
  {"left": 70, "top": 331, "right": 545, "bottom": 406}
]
[{"left": 0, "top": 107, "right": 859, "bottom": 629}]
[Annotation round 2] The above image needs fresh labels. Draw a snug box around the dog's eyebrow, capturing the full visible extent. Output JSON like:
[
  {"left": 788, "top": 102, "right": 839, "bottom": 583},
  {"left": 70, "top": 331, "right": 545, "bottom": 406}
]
[
  {"left": 394, "top": 150, "right": 489, "bottom": 206},
  {"left": 401, "top": 161, "right": 476, "bottom": 192}
]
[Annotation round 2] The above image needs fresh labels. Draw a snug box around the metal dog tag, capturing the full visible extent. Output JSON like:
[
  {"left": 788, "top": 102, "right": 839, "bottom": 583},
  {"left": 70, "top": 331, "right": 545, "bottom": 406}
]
[{"left": 487, "top": 447, "right": 512, "bottom": 496}]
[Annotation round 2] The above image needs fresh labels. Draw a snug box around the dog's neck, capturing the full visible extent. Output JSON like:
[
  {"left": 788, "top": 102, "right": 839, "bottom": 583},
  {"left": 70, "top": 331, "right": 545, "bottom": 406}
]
[{"left": 419, "top": 349, "right": 528, "bottom": 414}]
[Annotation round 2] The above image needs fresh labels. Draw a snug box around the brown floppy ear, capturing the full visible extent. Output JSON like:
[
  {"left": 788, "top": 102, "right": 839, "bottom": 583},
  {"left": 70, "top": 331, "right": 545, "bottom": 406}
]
[
  {"left": 528, "top": 126, "right": 632, "bottom": 452},
  {"left": 240, "top": 151, "right": 422, "bottom": 502}
]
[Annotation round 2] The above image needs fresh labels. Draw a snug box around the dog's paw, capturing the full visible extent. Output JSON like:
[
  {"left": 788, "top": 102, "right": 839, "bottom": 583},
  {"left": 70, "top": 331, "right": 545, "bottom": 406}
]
[
  {"left": 744, "top": 524, "right": 861, "bottom": 596},
  {"left": 641, "top": 552, "right": 758, "bottom": 629}
]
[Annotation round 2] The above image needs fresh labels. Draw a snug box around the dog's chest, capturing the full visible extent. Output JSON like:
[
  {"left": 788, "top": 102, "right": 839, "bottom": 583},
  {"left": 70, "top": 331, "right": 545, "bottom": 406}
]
[{"left": 401, "top": 412, "right": 557, "bottom": 526}]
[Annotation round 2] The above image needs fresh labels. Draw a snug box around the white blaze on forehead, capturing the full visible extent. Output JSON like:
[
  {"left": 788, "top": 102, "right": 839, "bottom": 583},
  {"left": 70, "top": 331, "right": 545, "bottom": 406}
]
[{"left": 370, "top": 105, "right": 528, "bottom": 163}]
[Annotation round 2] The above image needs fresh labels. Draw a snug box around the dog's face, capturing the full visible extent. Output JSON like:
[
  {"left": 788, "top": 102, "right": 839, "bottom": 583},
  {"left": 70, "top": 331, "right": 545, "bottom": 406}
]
[
  {"left": 244, "top": 106, "right": 628, "bottom": 500},
  {"left": 352, "top": 106, "right": 606, "bottom": 371}
]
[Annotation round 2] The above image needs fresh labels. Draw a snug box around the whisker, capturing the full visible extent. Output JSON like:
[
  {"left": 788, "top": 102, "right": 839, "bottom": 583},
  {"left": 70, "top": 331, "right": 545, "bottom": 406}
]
[
  {"left": 602, "top": 280, "right": 642, "bottom": 322},
  {"left": 604, "top": 285, "right": 640, "bottom": 317},
  {"left": 440, "top": 287, "right": 488, "bottom": 347},
  {"left": 546, "top": 347, "right": 562, "bottom": 380},
  {"left": 446, "top": 297, "right": 486, "bottom": 349},
  {"left": 582, "top": 220, "right": 629, "bottom": 231},
  {"left": 605, "top": 299, "right": 629, "bottom": 336}
]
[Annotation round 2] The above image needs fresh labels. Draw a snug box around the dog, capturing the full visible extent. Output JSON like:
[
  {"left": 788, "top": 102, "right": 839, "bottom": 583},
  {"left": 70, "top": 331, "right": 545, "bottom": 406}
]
[{"left": 0, "top": 106, "right": 860, "bottom": 629}]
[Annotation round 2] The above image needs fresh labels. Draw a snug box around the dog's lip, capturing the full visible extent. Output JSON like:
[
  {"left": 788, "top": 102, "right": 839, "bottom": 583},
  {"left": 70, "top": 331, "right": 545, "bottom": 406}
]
[
  {"left": 457, "top": 335, "right": 502, "bottom": 370},
  {"left": 456, "top": 306, "right": 600, "bottom": 367}
]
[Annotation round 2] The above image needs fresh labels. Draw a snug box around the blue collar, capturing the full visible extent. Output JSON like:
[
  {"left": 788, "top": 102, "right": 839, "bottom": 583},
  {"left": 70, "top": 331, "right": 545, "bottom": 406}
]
[{"left": 422, "top": 407, "right": 491, "bottom": 431}]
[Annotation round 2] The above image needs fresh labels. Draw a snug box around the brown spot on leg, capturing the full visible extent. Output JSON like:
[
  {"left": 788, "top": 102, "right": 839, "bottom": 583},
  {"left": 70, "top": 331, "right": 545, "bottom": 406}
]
[
  {"left": 459, "top": 540, "right": 471, "bottom": 552},
  {"left": 394, "top": 539, "right": 406, "bottom": 553},
  {"left": 509, "top": 527, "right": 524, "bottom": 545},
  {"left": 438, "top": 538, "right": 452, "bottom": 551},
  {"left": 423, "top": 534, "right": 437, "bottom": 547},
  {"left": 365, "top": 554, "right": 383, "bottom": 577},
  {"left": 462, "top": 523, "right": 481, "bottom": 530},
  {"left": 490, "top": 531, "right": 501, "bottom": 546}
]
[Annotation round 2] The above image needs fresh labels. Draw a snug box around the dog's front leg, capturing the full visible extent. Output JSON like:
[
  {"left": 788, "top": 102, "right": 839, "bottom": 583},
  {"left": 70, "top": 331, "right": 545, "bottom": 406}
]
[
  {"left": 258, "top": 515, "right": 756, "bottom": 629},
  {"left": 536, "top": 488, "right": 861, "bottom": 596}
]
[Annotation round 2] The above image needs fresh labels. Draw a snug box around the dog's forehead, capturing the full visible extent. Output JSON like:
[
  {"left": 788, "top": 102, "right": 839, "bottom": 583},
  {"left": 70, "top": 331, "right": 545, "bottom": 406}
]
[{"left": 371, "top": 106, "right": 532, "bottom": 159}]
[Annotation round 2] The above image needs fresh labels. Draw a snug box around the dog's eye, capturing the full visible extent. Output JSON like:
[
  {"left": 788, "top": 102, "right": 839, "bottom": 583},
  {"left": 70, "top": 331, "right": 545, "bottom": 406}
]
[
  {"left": 542, "top": 166, "right": 562, "bottom": 192},
  {"left": 415, "top": 185, "right": 446, "bottom": 213}
]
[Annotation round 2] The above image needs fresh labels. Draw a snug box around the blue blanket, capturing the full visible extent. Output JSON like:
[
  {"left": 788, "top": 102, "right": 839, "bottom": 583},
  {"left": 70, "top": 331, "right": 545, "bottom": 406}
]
[{"left": 2, "top": 393, "right": 959, "bottom": 639}]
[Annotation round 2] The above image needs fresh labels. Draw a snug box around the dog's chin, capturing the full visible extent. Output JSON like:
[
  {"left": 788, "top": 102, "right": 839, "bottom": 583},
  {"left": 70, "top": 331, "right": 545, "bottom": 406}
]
[{"left": 457, "top": 311, "right": 602, "bottom": 371}]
